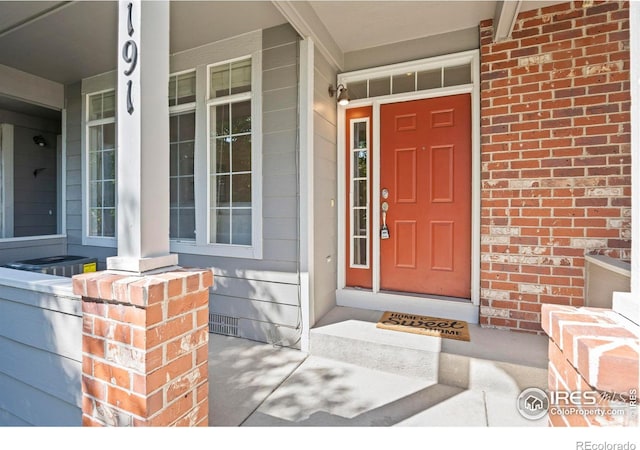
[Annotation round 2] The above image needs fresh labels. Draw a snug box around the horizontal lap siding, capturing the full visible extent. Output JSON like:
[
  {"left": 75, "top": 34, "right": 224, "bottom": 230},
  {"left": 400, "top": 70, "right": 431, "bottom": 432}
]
[
  {"left": 312, "top": 48, "right": 338, "bottom": 323},
  {"left": 0, "top": 284, "right": 82, "bottom": 426},
  {"left": 479, "top": 1, "right": 631, "bottom": 333},
  {"left": 0, "top": 236, "right": 66, "bottom": 266}
]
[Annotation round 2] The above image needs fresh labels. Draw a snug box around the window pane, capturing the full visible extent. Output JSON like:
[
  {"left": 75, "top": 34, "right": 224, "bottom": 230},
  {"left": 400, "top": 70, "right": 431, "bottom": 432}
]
[
  {"left": 353, "top": 150, "right": 367, "bottom": 179},
  {"left": 353, "top": 122, "right": 367, "bottom": 149},
  {"left": 354, "top": 208, "right": 367, "bottom": 237},
  {"left": 232, "top": 173, "right": 251, "bottom": 206},
  {"left": 178, "top": 209, "right": 196, "bottom": 240},
  {"left": 89, "top": 182, "right": 100, "bottom": 208},
  {"left": 353, "top": 238, "right": 367, "bottom": 266},
  {"left": 176, "top": 72, "right": 196, "bottom": 104},
  {"left": 103, "top": 123, "right": 115, "bottom": 150},
  {"left": 179, "top": 112, "right": 196, "bottom": 141},
  {"left": 168, "top": 77, "right": 177, "bottom": 107},
  {"left": 231, "top": 101, "right": 251, "bottom": 134},
  {"left": 347, "top": 81, "right": 367, "bottom": 100},
  {"left": 89, "top": 126, "right": 101, "bottom": 152},
  {"left": 179, "top": 176, "right": 195, "bottom": 207},
  {"left": 169, "top": 115, "right": 178, "bottom": 142},
  {"left": 89, "top": 209, "right": 101, "bottom": 235},
  {"left": 89, "top": 152, "right": 101, "bottom": 181},
  {"left": 444, "top": 64, "right": 471, "bottom": 87},
  {"left": 354, "top": 180, "right": 367, "bottom": 207},
  {"left": 214, "top": 104, "right": 230, "bottom": 136},
  {"left": 232, "top": 209, "right": 251, "bottom": 245},
  {"left": 170, "top": 178, "right": 178, "bottom": 207},
  {"left": 103, "top": 181, "right": 115, "bottom": 207},
  {"left": 392, "top": 73, "right": 415, "bottom": 94},
  {"left": 103, "top": 150, "right": 116, "bottom": 180},
  {"left": 214, "top": 174, "right": 230, "bottom": 207},
  {"left": 179, "top": 142, "right": 195, "bottom": 176},
  {"left": 369, "top": 77, "right": 390, "bottom": 97},
  {"left": 170, "top": 209, "right": 178, "bottom": 237},
  {"left": 103, "top": 209, "right": 115, "bottom": 236},
  {"left": 170, "top": 143, "right": 179, "bottom": 177},
  {"left": 230, "top": 59, "right": 251, "bottom": 95},
  {"left": 89, "top": 95, "right": 102, "bottom": 121},
  {"left": 210, "top": 64, "right": 230, "bottom": 98},
  {"left": 214, "top": 138, "right": 230, "bottom": 173},
  {"left": 102, "top": 91, "right": 115, "bottom": 118},
  {"left": 232, "top": 135, "right": 251, "bottom": 172},
  {"left": 417, "top": 69, "right": 442, "bottom": 90},
  {"left": 213, "top": 209, "right": 231, "bottom": 244}
]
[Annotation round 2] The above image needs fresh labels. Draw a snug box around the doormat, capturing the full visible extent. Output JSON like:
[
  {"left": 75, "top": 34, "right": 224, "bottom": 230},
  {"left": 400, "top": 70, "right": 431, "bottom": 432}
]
[{"left": 376, "top": 311, "right": 470, "bottom": 342}]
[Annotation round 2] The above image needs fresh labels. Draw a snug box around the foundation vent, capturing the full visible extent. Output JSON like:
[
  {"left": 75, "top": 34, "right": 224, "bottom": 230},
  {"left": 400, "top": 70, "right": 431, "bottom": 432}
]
[{"left": 209, "top": 313, "right": 239, "bottom": 337}]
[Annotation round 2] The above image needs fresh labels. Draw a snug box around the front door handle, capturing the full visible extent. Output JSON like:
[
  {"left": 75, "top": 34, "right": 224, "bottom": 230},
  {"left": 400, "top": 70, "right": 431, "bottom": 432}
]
[{"left": 381, "top": 201, "right": 390, "bottom": 239}]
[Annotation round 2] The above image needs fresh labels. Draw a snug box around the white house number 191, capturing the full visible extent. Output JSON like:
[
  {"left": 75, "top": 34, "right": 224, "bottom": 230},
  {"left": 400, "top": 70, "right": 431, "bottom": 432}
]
[{"left": 122, "top": 2, "right": 138, "bottom": 115}]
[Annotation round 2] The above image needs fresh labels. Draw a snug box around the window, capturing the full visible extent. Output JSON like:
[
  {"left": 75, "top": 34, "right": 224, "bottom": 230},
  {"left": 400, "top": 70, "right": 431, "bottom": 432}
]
[
  {"left": 86, "top": 90, "right": 116, "bottom": 239},
  {"left": 81, "top": 45, "right": 262, "bottom": 258},
  {"left": 350, "top": 119, "right": 370, "bottom": 267},
  {"left": 208, "top": 58, "right": 254, "bottom": 246},
  {"left": 169, "top": 71, "right": 196, "bottom": 241}
]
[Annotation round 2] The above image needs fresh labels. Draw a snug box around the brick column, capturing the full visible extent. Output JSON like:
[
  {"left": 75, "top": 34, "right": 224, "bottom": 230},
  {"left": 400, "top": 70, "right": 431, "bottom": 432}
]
[
  {"left": 541, "top": 304, "right": 639, "bottom": 427},
  {"left": 73, "top": 268, "right": 213, "bottom": 426}
]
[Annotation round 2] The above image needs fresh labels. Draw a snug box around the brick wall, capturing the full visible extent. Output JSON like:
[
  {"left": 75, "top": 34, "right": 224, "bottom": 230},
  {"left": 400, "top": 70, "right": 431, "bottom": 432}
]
[{"left": 479, "top": 1, "right": 631, "bottom": 333}]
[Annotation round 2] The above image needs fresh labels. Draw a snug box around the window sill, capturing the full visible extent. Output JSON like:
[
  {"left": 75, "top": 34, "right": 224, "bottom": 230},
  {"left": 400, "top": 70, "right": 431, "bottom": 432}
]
[{"left": 170, "top": 240, "right": 262, "bottom": 260}]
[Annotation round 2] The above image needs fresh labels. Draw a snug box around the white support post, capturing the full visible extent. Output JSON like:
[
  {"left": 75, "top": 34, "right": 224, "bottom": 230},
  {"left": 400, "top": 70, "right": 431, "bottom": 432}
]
[{"left": 107, "top": 0, "right": 178, "bottom": 273}]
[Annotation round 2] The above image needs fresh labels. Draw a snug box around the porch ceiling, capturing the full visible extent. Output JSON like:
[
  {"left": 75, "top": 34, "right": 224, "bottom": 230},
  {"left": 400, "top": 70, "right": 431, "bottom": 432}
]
[
  {"left": 309, "top": 0, "right": 566, "bottom": 54},
  {"left": 0, "top": 1, "right": 286, "bottom": 85}
]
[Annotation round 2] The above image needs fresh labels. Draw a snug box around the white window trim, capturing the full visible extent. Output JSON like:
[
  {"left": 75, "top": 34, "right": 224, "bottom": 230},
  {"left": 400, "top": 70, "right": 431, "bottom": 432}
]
[
  {"left": 171, "top": 50, "right": 263, "bottom": 259},
  {"left": 82, "top": 88, "right": 117, "bottom": 248}
]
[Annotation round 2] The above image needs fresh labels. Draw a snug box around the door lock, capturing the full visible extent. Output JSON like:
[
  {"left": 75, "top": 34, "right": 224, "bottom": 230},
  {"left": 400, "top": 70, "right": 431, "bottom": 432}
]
[{"left": 381, "top": 201, "right": 390, "bottom": 239}]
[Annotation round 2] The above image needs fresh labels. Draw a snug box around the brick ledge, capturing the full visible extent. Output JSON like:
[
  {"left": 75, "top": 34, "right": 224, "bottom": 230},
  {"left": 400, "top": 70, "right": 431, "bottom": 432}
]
[{"left": 541, "top": 304, "right": 639, "bottom": 394}]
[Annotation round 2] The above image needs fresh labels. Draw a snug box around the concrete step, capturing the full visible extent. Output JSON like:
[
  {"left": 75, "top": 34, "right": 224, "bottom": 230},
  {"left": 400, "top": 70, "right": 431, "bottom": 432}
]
[{"left": 310, "top": 306, "right": 549, "bottom": 392}]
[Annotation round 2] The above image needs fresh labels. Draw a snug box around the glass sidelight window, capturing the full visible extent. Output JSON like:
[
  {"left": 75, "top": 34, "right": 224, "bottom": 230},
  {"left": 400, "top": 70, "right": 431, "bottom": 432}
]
[
  {"left": 169, "top": 71, "right": 196, "bottom": 241},
  {"left": 86, "top": 90, "right": 116, "bottom": 238},
  {"left": 350, "top": 118, "right": 370, "bottom": 267},
  {"left": 208, "top": 57, "right": 253, "bottom": 246}
]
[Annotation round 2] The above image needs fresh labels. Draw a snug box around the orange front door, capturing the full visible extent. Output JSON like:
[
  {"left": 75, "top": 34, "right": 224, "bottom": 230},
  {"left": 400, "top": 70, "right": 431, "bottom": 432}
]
[{"left": 380, "top": 94, "right": 471, "bottom": 298}]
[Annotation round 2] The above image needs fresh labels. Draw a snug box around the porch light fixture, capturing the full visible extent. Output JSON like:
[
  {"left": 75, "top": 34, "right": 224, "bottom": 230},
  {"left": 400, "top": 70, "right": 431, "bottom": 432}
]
[
  {"left": 329, "top": 84, "right": 350, "bottom": 106},
  {"left": 33, "top": 135, "right": 47, "bottom": 147}
]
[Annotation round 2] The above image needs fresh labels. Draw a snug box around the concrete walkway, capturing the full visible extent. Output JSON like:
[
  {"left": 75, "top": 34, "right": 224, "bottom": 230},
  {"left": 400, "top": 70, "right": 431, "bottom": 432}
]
[{"left": 208, "top": 333, "right": 548, "bottom": 427}]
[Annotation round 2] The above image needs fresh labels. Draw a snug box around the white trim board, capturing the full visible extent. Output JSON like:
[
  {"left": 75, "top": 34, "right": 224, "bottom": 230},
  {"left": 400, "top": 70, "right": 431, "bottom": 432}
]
[{"left": 335, "top": 50, "right": 481, "bottom": 322}]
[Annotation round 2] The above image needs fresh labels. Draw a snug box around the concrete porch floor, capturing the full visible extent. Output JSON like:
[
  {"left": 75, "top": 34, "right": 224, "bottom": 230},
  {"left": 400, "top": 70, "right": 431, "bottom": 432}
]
[{"left": 208, "top": 307, "right": 550, "bottom": 427}]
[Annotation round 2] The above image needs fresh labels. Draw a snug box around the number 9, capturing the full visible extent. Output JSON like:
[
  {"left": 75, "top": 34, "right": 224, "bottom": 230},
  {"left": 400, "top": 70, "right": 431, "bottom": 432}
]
[{"left": 122, "top": 40, "right": 138, "bottom": 76}]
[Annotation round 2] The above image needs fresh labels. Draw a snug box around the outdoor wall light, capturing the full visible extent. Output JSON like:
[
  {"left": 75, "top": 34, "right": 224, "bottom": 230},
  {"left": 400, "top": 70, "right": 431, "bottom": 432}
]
[
  {"left": 33, "top": 135, "right": 47, "bottom": 147},
  {"left": 329, "top": 84, "right": 350, "bottom": 106}
]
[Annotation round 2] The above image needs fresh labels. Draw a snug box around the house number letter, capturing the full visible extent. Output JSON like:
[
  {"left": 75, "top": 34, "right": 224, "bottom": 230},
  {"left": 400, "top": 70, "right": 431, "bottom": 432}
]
[{"left": 122, "top": 2, "right": 137, "bottom": 115}]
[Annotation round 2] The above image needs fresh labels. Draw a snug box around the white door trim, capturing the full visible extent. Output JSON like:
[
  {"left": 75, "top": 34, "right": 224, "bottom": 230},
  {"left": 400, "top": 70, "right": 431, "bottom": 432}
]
[{"left": 336, "top": 50, "right": 480, "bottom": 322}]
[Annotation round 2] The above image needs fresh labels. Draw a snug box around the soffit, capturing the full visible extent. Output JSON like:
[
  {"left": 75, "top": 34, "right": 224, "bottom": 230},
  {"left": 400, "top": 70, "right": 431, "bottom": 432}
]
[{"left": 308, "top": 0, "right": 567, "bottom": 53}]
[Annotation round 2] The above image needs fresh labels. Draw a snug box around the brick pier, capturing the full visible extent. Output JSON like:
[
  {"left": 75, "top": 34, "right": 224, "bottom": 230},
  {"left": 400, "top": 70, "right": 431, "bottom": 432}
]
[{"left": 73, "top": 268, "right": 213, "bottom": 426}]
